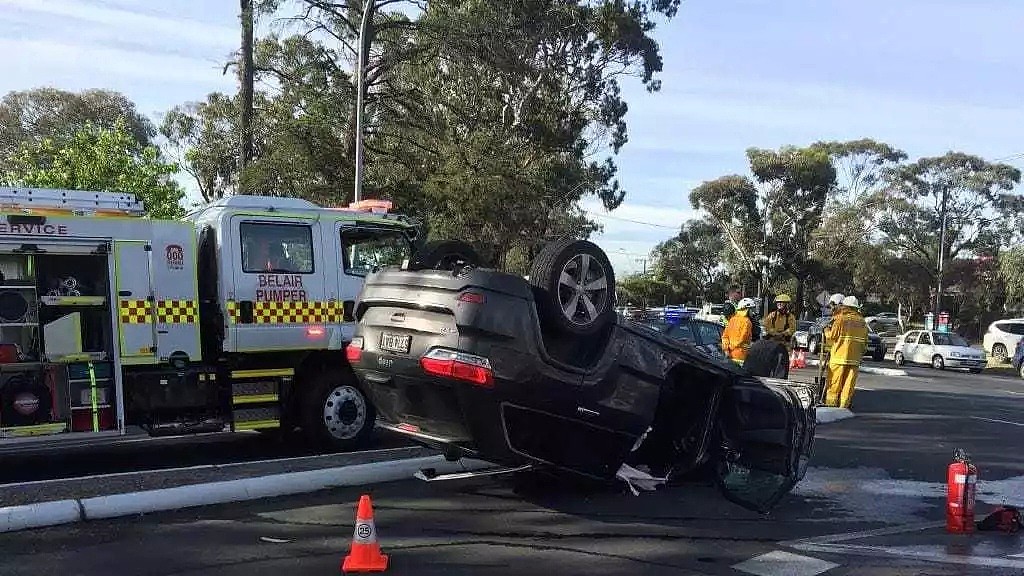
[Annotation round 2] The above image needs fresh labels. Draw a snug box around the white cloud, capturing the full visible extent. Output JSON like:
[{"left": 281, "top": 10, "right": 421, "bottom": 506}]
[
  {"left": 623, "top": 71, "right": 1024, "bottom": 159},
  {"left": 581, "top": 199, "right": 696, "bottom": 275},
  {"left": 0, "top": 0, "right": 237, "bottom": 51}
]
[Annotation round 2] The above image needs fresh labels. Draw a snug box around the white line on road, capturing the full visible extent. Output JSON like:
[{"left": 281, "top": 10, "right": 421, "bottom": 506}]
[
  {"left": 1000, "top": 390, "right": 1024, "bottom": 396},
  {"left": 971, "top": 416, "right": 1024, "bottom": 427}
]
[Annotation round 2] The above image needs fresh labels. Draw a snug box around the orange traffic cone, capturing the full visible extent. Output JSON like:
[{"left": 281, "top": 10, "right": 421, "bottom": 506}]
[
  {"left": 341, "top": 494, "right": 389, "bottom": 573},
  {"left": 797, "top": 349, "right": 807, "bottom": 368}
]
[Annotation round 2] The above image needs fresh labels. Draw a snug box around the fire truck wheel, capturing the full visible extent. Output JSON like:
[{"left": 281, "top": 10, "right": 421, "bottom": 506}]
[{"left": 301, "top": 371, "right": 376, "bottom": 450}]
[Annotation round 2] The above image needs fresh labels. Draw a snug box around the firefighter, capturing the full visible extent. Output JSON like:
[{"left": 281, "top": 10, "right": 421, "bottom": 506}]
[
  {"left": 720, "top": 284, "right": 742, "bottom": 327},
  {"left": 764, "top": 293, "right": 798, "bottom": 350},
  {"left": 824, "top": 295, "right": 869, "bottom": 408},
  {"left": 722, "top": 297, "right": 755, "bottom": 365}
]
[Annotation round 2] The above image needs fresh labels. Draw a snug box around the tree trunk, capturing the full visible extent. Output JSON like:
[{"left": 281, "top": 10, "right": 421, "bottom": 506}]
[
  {"left": 239, "top": 0, "right": 255, "bottom": 189},
  {"left": 795, "top": 275, "right": 806, "bottom": 320}
]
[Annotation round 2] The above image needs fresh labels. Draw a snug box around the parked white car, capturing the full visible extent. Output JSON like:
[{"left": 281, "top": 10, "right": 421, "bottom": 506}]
[
  {"left": 894, "top": 330, "right": 987, "bottom": 373},
  {"left": 982, "top": 318, "right": 1024, "bottom": 363}
]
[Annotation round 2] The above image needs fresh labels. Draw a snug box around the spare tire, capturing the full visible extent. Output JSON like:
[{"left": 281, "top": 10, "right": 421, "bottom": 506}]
[
  {"left": 744, "top": 340, "right": 790, "bottom": 380},
  {"left": 529, "top": 239, "right": 615, "bottom": 337},
  {"left": 409, "top": 240, "right": 481, "bottom": 271}
]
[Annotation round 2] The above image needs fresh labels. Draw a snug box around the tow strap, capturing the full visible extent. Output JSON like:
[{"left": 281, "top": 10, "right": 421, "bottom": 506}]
[{"left": 87, "top": 361, "right": 99, "bottom": 432}]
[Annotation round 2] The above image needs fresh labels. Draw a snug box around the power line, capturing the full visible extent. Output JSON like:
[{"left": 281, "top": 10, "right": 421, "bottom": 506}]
[{"left": 585, "top": 210, "right": 681, "bottom": 230}]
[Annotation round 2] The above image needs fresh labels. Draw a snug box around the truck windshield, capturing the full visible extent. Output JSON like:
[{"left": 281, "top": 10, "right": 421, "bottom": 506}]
[{"left": 341, "top": 227, "right": 413, "bottom": 276}]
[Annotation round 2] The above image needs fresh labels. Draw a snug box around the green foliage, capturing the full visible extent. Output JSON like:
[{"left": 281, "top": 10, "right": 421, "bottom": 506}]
[
  {"left": 2, "top": 120, "right": 185, "bottom": 219},
  {"left": 1002, "top": 247, "right": 1024, "bottom": 309},
  {"left": 166, "top": 0, "right": 679, "bottom": 269},
  {"left": 690, "top": 145, "right": 836, "bottom": 312},
  {"left": 0, "top": 88, "right": 156, "bottom": 163},
  {"left": 616, "top": 273, "right": 680, "bottom": 308},
  {"left": 651, "top": 218, "right": 727, "bottom": 302},
  {"left": 877, "top": 152, "right": 1021, "bottom": 278}
]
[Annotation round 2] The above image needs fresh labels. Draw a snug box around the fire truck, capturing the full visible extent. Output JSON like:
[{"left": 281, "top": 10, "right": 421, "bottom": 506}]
[{"left": 0, "top": 186, "right": 418, "bottom": 451}]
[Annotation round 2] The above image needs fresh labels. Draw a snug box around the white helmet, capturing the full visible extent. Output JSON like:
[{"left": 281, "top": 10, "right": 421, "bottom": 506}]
[
  {"left": 842, "top": 295, "right": 861, "bottom": 309},
  {"left": 829, "top": 293, "right": 845, "bottom": 306},
  {"left": 737, "top": 297, "right": 756, "bottom": 310}
]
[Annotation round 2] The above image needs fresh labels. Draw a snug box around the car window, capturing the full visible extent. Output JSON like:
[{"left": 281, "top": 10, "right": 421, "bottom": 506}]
[
  {"left": 919, "top": 332, "right": 933, "bottom": 345},
  {"left": 933, "top": 333, "right": 969, "bottom": 347},
  {"left": 340, "top": 227, "right": 412, "bottom": 276},
  {"left": 666, "top": 323, "right": 695, "bottom": 342},
  {"left": 240, "top": 222, "right": 315, "bottom": 274},
  {"left": 695, "top": 321, "right": 723, "bottom": 345},
  {"left": 904, "top": 331, "right": 919, "bottom": 344},
  {"left": 1003, "top": 322, "right": 1024, "bottom": 336}
]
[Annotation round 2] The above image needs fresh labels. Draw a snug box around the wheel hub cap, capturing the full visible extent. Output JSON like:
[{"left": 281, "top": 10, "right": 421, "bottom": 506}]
[
  {"left": 322, "top": 385, "right": 366, "bottom": 440},
  {"left": 557, "top": 254, "right": 608, "bottom": 326}
]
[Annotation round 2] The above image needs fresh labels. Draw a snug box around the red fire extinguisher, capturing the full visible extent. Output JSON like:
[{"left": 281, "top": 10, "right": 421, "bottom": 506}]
[{"left": 946, "top": 448, "right": 978, "bottom": 534}]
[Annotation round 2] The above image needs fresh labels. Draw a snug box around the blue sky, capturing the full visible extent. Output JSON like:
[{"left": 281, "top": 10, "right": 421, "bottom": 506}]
[{"left": 2, "top": 0, "right": 1022, "bottom": 274}]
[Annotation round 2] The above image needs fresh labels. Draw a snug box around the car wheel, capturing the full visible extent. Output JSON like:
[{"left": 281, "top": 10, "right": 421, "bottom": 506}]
[
  {"left": 894, "top": 352, "right": 905, "bottom": 366},
  {"left": 529, "top": 239, "right": 615, "bottom": 337},
  {"left": 932, "top": 355, "right": 945, "bottom": 370},
  {"left": 409, "top": 240, "right": 481, "bottom": 271},
  {"left": 808, "top": 338, "right": 818, "bottom": 355},
  {"left": 301, "top": 369, "right": 376, "bottom": 451},
  {"left": 743, "top": 340, "right": 790, "bottom": 380},
  {"left": 1019, "top": 363, "right": 1024, "bottom": 380},
  {"left": 992, "top": 344, "right": 1008, "bottom": 363}
]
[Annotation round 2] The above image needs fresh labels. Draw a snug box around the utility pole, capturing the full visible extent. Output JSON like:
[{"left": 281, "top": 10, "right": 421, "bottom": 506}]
[
  {"left": 239, "top": 0, "right": 255, "bottom": 188},
  {"left": 353, "top": 0, "right": 375, "bottom": 204},
  {"left": 935, "top": 184, "right": 949, "bottom": 316}
]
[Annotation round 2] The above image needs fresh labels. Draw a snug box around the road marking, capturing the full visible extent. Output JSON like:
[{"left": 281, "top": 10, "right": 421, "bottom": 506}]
[
  {"left": 1000, "top": 390, "right": 1024, "bottom": 396},
  {"left": 732, "top": 550, "right": 839, "bottom": 576},
  {"left": 971, "top": 416, "right": 1024, "bottom": 427},
  {"left": 783, "top": 521, "right": 1024, "bottom": 570}
]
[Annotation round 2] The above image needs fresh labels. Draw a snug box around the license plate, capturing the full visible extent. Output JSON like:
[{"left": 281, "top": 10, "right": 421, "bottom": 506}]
[{"left": 379, "top": 332, "right": 411, "bottom": 354}]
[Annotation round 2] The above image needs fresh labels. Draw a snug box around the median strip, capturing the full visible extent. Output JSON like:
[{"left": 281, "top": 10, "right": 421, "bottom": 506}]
[
  {"left": 0, "top": 452, "right": 490, "bottom": 534},
  {"left": 805, "top": 358, "right": 908, "bottom": 377}
]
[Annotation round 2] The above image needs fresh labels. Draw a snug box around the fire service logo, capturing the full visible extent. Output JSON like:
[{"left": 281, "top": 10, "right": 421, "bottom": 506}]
[{"left": 166, "top": 244, "right": 185, "bottom": 270}]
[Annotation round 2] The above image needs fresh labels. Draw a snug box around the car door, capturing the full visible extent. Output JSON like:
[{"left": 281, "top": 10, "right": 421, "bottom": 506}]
[
  {"left": 901, "top": 331, "right": 919, "bottom": 363},
  {"left": 915, "top": 332, "right": 934, "bottom": 364},
  {"left": 712, "top": 376, "right": 815, "bottom": 513}
]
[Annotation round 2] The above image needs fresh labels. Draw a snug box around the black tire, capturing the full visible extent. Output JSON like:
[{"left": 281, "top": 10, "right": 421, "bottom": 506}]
[
  {"left": 969, "top": 368, "right": 983, "bottom": 374},
  {"left": 0, "top": 373, "right": 53, "bottom": 427},
  {"left": 300, "top": 370, "right": 376, "bottom": 451},
  {"left": 932, "top": 355, "right": 945, "bottom": 370},
  {"left": 744, "top": 340, "right": 790, "bottom": 380},
  {"left": 529, "top": 239, "right": 615, "bottom": 337},
  {"left": 409, "top": 240, "right": 480, "bottom": 271},
  {"left": 992, "top": 344, "right": 1008, "bottom": 363},
  {"left": 894, "top": 352, "right": 905, "bottom": 366},
  {"left": 808, "top": 337, "right": 819, "bottom": 355}
]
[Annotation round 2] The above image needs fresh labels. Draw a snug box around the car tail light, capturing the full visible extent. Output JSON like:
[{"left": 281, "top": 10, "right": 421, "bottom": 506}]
[
  {"left": 458, "top": 291, "right": 485, "bottom": 304},
  {"left": 346, "top": 337, "right": 363, "bottom": 363},
  {"left": 419, "top": 348, "right": 493, "bottom": 387}
]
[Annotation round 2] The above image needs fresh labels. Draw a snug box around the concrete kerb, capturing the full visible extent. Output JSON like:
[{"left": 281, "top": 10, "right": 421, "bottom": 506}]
[
  {"left": 805, "top": 358, "right": 908, "bottom": 377},
  {"left": 0, "top": 455, "right": 490, "bottom": 534}
]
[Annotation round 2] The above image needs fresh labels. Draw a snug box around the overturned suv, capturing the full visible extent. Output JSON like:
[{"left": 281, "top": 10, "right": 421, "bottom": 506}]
[{"left": 347, "top": 239, "right": 816, "bottom": 512}]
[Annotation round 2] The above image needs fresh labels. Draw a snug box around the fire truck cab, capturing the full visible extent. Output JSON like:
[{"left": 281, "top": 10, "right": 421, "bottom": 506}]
[{"left": 0, "top": 187, "right": 417, "bottom": 451}]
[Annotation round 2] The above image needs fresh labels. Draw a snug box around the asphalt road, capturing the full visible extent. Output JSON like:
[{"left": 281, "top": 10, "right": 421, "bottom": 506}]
[
  {"left": 0, "top": 430, "right": 414, "bottom": 485},
  {"left": 2, "top": 365, "right": 1023, "bottom": 575}
]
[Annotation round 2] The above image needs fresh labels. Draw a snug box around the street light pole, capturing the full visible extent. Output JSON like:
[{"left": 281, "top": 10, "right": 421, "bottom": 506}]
[
  {"left": 935, "top": 185, "right": 949, "bottom": 316},
  {"left": 353, "top": 0, "right": 375, "bottom": 204}
]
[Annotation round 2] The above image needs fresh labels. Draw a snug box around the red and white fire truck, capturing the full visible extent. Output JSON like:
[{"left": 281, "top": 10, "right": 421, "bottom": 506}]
[{"left": 0, "top": 186, "right": 418, "bottom": 451}]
